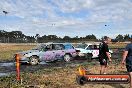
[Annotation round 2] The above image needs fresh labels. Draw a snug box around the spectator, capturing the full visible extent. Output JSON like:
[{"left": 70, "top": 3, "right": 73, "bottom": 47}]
[
  {"left": 121, "top": 36, "right": 132, "bottom": 88},
  {"left": 99, "top": 36, "right": 112, "bottom": 74}
]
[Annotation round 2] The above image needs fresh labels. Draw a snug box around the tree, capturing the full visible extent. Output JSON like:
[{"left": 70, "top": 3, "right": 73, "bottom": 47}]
[
  {"left": 91, "top": 34, "right": 97, "bottom": 40},
  {"left": 124, "top": 34, "right": 130, "bottom": 41},
  {"left": 35, "top": 34, "right": 40, "bottom": 43},
  {"left": 115, "top": 34, "right": 124, "bottom": 42},
  {"left": 85, "top": 34, "right": 97, "bottom": 41},
  {"left": 63, "top": 36, "right": 71, "bottom": 40}
]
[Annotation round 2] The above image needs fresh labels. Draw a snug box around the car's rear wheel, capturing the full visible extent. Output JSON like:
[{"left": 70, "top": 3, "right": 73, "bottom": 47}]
[
  {"left": 29, "top": 56, "right": 39, "bottom": 65},
  {"left": 63, "top": 54, "right": 72, "bottom": 62}
]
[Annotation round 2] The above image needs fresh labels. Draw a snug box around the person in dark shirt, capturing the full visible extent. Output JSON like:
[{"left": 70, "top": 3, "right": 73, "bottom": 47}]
[
  {"left": 99, "top": 36, "right": 112, "bottom": 74},
  {"left": 121, "top": 37, "right": 132, "bottom": 88}
]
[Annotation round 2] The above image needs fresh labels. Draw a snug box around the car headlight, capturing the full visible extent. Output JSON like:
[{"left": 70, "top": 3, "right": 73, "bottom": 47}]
[{"left": 23, "top": 53, "right": 29, "bottom": 57}]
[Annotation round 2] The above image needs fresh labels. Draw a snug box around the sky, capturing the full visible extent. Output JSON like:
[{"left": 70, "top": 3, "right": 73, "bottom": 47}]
[{"left": 0, "top": 0, "right": 132, "bottom": 39}]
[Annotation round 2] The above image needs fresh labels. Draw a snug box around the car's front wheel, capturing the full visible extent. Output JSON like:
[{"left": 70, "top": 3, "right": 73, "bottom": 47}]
[
  {"left": 29, "top": 56, "right": 39, "bottom": 65},
  {"left": 84, "top": 53, "right": 93, "bottom": 60},
  {"left": 63, "top": 54, "right": 72, "bottom": 62}
]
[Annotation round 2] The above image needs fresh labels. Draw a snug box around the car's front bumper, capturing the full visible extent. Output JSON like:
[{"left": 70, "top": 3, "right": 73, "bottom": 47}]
[
  {"left": 19, "top": 57, "right": 30, "bottom": 63},
  {"left": 20, "top": 56, "right": 30, "bottom": 63},
  {"left": 78, "top": 53, "right": 85, "bottom": 57},
  {"left": 78, "top": 53, "right": 93, "bottom": 57},
  {"left": 14, "top": 55, "right": 30, "bottom": 63}
]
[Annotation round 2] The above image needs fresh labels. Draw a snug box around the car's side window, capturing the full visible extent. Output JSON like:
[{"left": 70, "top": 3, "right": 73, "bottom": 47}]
[
  {"left": 86, "top": 46, "right": 92, "bottom": 50},
  {"left": 87, "top": 45, "right": 93, "bottom": 50},
  {"left": 86, "top": 47, "right": 90, "bottom": 50},
  {"left": 71, "top": 46, "right": 74, "bottom": 49},
  {"left": 93, "top": 45, "right": 97, "bottom": 49},
  {"left": 40, "top": 47, "right": 45, "bottom": 51},
  {"left": 54, "top": 44, "right": 64, "bottom": 50},
  {"left": 86, "top": 45, "right": 98, "bottom": 50},
  {"left": 61, "top": 44, "right": 65, "bottom": 50},
  {"left": 41, "top": 45, "right": 47, "bottom": 51},
  {"left": 45, "top": 44, "right": 53, "bottom": 51},
  {"left": 64, "top": 44, "right": 73, "bottom": 49},
  {"left": 52, "top": 44, "right": 56, "bottom": 50}
]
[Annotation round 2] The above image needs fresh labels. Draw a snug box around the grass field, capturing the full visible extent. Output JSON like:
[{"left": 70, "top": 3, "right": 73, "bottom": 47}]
[
  {"left": 0, "top": 44, "right": 36, "bottom": 61},
  {"left": 0, "top": 62, "right": 129, "bottom": 88},
  {"left": 0, "top": 43, "right": 126, "bottom": 61},
  {"left": 108, "top": 43, "right": 127, "bottom": 49},
  {"left": 0, "top": 43, "right": 129, "bottom": 88}
]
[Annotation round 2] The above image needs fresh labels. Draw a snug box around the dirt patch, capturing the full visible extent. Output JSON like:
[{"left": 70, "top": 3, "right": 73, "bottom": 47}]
[{"left": 0, "top": 59, "right": 129, "bottom": 88}]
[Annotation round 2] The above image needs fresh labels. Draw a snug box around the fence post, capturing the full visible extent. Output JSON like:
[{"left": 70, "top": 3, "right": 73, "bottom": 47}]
[{"left": 16, "top": 54, "right": 20, "bottom": 81}]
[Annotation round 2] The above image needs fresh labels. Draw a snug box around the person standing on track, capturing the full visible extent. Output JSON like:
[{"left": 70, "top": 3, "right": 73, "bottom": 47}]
[
  {"left": 99, "top": 36, "right": 112, "bottom": 74},
  {"left": 121, "top": 36, "right": 132, "bottom": 88}
]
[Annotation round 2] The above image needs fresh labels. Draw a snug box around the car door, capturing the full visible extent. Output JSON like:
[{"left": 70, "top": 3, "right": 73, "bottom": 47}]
[
  {"left": 40, "top": 44, "right": 56, "bottom": 61},
  {"left": 64, "top": 44, "right": 77, "bottom": 57},
  {"left": 53, "top": 44, "right": 65, "bottom": 59},
  {"left": 87, "top": 45, "right": 99, "bottom": 58}
]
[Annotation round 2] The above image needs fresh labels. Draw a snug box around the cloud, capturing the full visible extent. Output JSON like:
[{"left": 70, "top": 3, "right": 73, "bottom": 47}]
[
  {"left": 51, "top": 0, "right": 94, "bottom": 13},
  {"left": 0, "top": 0, "right": 132, "bottom": 38}
]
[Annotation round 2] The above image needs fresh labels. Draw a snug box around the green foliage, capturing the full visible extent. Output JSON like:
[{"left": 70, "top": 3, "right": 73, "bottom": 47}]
[{"left": 0, "top": 30, "right": 131, "bottom": 43}]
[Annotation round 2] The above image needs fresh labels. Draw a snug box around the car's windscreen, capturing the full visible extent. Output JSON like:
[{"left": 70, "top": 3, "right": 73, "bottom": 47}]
[
  {"left": 87, "top": 45, "right": 99, "bottom": 49},
  {"left": 53, "top": 44, "right": 64, "bottom": 50},
  {"left": 32, "top": 44, "right": 46, "bottom": 50},
  {"left": 76, "top": 44, "right": 87, "bottom": 49}
]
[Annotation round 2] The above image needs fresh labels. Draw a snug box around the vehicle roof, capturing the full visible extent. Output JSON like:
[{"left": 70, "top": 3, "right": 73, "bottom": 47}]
[{"left": 45, "top": 43, "right": 72, "bottom": 45}]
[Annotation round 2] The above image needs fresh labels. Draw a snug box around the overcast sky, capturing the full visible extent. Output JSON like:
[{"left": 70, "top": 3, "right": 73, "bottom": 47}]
[{"left": 0, "top": 0, "right": 132, "bottom": 38}]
